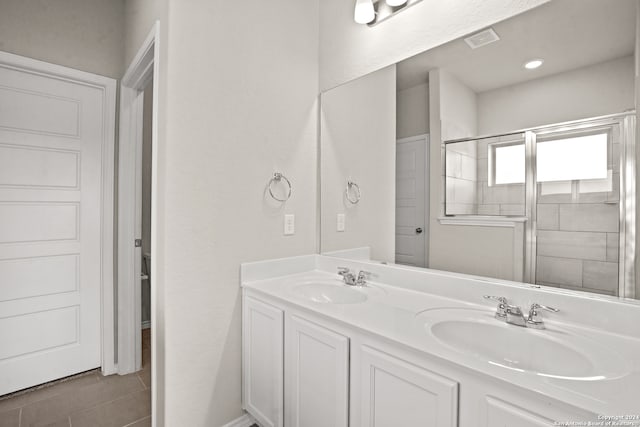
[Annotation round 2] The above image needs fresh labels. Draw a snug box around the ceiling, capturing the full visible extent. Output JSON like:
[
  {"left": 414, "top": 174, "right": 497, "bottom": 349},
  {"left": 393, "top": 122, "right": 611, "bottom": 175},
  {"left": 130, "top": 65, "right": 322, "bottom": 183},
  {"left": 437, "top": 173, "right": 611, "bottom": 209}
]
[{"left": 396, "top": 0, "right": 636, "bottom": 92}]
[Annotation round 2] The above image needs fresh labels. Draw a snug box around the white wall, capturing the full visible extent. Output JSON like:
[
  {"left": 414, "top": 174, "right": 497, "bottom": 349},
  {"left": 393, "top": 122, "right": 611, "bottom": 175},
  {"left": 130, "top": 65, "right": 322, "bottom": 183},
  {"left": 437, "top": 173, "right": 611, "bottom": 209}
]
[
  {"left": 124, "top": 0, "right": 165, "bottom": 66},
  {"left": 397, "top": 82, "right": 430, "bottom": 139},
  {"left": 321, "top": 65, "right": 397, "bottom": 262},
  {"left": 157, "top": 0, "right": 319, "bottom": 424},
  {"left": 478, "top": 56, "right": 635, "bottom": 135},
  {"left": 428, "top": 69, "right": 520, "bottom": 280},
  {"left": 439, "top": 70, "right": 478, "bottom": 141},
  {"left": 0, "top": 0, "right": 124, "bottom": 78},
  {"left": 319, "top": 0, "right": 550, "bottom": 91}
]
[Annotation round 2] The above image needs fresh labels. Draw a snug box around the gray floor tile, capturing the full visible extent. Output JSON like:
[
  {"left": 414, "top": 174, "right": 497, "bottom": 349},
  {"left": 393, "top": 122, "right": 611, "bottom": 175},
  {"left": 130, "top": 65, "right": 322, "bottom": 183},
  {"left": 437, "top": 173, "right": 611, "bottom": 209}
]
[
  {"left": 69, "top": 389, "right": 150, "bottom": 427},
  {"left": 0, "top": 408, "right": 20, "bottom": 427}
]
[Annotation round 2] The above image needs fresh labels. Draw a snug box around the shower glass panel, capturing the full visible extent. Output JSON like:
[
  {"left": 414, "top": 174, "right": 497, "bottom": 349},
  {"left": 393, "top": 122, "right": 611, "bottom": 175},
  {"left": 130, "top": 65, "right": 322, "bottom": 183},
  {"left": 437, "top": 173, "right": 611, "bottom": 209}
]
[
  {"left": 534, "top": 126, "right": 620, "bottom": 296},
  {"left": 444, "top": 133, "right": 526, "bottom": 216}
]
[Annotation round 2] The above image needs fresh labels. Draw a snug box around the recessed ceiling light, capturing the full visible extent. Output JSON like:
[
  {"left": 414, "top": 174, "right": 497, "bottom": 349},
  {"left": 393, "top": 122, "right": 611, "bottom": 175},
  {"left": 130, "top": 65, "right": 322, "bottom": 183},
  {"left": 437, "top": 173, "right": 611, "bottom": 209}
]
[{"left": 524, "top": 59, "right": 544, "bottom": 70}]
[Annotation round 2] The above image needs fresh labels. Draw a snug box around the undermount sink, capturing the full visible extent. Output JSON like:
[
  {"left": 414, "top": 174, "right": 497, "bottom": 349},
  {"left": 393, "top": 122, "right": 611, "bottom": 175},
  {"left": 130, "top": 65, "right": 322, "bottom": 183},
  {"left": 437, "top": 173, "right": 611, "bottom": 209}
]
[
  {"left": 417, "top": 307, "right": 627, "bottom": 380},
  {"left": 291, "top": 282, "right": 368, "bottom": 304}
]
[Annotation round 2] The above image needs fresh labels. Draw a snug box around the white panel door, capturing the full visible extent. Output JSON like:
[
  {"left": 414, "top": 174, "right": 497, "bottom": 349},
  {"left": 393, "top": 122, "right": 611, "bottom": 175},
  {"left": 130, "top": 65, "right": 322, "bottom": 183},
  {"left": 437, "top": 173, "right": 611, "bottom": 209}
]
[
  {"left": 242, "top": 296, "right": 284, "bottom": 427},
  {"left": 359, "top": 345, "right": 458, "bottom": 427},
  {"left": 285, "top": 315, "right": 349, "bottom": 427},
  {"left": 396, "top": 136, "right": 428, "bottom": 267},
  {"left": 0, "top": 60, "right": 107, "bottom": 395}
]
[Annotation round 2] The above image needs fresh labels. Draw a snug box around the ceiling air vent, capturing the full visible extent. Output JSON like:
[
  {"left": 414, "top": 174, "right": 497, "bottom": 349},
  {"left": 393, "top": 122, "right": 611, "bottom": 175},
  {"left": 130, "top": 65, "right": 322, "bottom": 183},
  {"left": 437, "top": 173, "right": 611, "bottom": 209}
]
[{"left": 464, "top": 28, "right": 500, "bottom": 49}]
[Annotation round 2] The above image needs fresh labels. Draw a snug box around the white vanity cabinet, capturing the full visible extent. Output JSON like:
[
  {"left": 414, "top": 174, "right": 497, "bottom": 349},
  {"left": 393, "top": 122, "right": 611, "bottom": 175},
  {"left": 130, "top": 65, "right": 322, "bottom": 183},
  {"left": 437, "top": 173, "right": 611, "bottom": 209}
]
[
  {"left": 284, "top": 314, "right": 349, "bottom": 427},
  {"left": 355, "top": 345, "right": 458, "bottom": 427},
  {"left": 242, "top": 291, "right": 600, "bottom": 427},
  {"left": 242, "top": 296, "right": 284, "bottom": 427}
]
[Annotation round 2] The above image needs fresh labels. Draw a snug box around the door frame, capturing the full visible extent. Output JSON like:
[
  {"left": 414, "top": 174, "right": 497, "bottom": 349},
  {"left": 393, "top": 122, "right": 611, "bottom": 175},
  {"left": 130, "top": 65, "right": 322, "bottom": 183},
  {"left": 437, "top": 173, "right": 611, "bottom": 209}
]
[
  {"left": 118, "top": 23, "right": 160, "bottom": 375},
  {"left": 0, "top": 51, "right": 118, "bottom": 375},
  {"left": 396, "top": 134, "right": 430, "bottom": 267}
]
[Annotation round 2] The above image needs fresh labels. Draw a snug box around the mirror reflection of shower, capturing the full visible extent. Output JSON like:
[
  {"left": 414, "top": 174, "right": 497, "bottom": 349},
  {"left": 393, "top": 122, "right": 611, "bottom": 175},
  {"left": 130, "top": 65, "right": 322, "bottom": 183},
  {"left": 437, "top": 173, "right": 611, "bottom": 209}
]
[{"left": 444, "top": 114, "right": 635, "bottom": 298}]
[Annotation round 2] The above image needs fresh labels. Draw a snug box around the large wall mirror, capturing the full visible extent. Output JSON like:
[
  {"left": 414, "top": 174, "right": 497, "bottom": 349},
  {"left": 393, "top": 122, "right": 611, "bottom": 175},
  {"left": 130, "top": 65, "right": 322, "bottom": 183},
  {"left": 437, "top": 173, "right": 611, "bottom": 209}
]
[{"left": 319, "top": 0, "right": 640, "bottom": 300}]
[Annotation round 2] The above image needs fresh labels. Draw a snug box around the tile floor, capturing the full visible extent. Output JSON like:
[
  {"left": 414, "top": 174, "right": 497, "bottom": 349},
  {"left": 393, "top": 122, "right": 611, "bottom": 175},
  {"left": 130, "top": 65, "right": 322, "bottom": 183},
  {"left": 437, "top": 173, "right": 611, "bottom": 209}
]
[{"left": 0, "top": 329, "right": 152, "bottom": 427}]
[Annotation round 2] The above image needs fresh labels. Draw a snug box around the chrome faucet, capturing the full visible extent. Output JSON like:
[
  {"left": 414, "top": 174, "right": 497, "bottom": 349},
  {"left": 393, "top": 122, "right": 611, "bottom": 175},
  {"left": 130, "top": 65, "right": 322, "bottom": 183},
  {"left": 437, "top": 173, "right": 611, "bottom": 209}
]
[
  {"left": 356, "top": 270, "right": 372, "bottom": 286},
  {"left": 484, "top": 296, "right": 559, "bottom": 330},
  {"left": 338, "top": 267, "right": 357, "bottom": 285},
  {"left": 338, "top": 267, "right": 372, "bottom": 286},
  {"left": 483, "top": 295, "right": 508, "bottom": 320},
  {"left": 526, "top": 303, "right": 559, "bottom": 329}
]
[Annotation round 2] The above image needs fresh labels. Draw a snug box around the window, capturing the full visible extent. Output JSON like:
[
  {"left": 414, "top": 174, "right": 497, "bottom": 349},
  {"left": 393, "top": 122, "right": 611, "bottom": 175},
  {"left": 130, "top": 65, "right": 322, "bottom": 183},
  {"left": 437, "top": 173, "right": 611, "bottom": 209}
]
[
  {"left": 492, "top": 143, "right": 525, "bottom": 185},
  {"left": 488, "top": 132, "right": 609, "bottom": 186},
  {"left": 444, "top": 126, "right": 614, "bottom": 217},
  {"left": 536, "top": 133, "right": 608, "bottom": 182}
]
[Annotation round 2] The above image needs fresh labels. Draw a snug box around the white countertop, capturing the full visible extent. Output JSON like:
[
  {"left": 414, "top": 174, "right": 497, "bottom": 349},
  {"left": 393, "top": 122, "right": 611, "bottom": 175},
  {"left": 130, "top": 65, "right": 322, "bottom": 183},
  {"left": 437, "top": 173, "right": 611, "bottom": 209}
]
[{"left": 242, "top": 268, "right": 640, "bottom": 418}]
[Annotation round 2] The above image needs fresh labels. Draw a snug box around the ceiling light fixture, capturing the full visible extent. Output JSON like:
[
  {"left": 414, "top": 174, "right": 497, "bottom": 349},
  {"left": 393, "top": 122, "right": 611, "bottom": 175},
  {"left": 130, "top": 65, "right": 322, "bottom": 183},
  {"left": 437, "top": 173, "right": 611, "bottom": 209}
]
[
  {"left": 524, "top": 59, "right": 544, "bottom": 70},
  {"left": 354, "top": 0, "right": 375, "bottom": 24},
  {"left": 355, "top": 0, "right": 423, "bottom": 26}
]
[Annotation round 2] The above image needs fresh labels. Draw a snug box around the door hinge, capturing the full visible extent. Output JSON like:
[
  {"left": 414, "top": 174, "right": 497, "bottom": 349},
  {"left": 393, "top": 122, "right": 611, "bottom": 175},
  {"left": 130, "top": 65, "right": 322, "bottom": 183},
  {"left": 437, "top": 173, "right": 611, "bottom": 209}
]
[{"left": 135, "top": 239, "right": 142, "bottom": 247}]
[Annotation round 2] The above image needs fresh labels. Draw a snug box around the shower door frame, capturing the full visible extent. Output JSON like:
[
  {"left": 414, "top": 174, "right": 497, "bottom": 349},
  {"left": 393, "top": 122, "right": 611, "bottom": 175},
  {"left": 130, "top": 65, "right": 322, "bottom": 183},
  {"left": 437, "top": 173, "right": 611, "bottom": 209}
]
[{"left": 522, "top": 112, "right": 636, "bottom": 299}]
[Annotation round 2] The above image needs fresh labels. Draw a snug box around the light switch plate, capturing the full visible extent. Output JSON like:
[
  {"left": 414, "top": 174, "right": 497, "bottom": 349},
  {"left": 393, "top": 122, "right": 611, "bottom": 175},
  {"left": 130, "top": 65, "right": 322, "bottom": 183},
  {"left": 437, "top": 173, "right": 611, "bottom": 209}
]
[
  {"left": 337, "top": 213, "right": 345, "bottom": 232},
  {"left": 284, "top": 214, "right": 295, "bottom": 235}
]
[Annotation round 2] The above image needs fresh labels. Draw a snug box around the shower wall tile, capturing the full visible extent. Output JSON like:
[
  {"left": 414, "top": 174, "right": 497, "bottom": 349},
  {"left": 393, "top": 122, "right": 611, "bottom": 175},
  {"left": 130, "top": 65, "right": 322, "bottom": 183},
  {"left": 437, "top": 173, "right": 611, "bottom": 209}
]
[
  {"left": 537, "top": 181, "right": 573, "bottom": 204},
  {"left": 558, "top": 204, "right": 618, "bottom": 233},
  {"left": 583, "top": 260, "right": 618, "bottom": 293},
  {"left": 460, "top": 154, "right": 477, "bottom": 181},
  {"left": 536, "top": 256, "right": 582, "bottom": 287},
  {"left": 482, "top": 184, "right": 524, "bottom": 205},
  {"left": 606, "top": 233, "right": 619, "bottom": 262},
  {"left": 478, "top": 140, "right": 488, "bottom": 159},
  {"left": 537, "top": 230, "right": 606, "bottom": 261},
  {"left": 445, "top": 151, "right": 463, "bottom": 178},
  {"left": 607, "top": 173, "right": 620, "bottom": 202},
  {"left": 612, "top": 142, "right": 620, "bottom": 173},
  {"left": 477, "top": 160, "right": 488, "bottom": 182},
  {"left": 446, "top": 203, "right": 476, "bottom": 215},
  {"left": 537, "top": 204, "right": 559, "bottom": 230},
  {"left": 447, "top": 177, "right": 476, "bottom": 205},
  {"left": 553, "top": 283, "right": 615, "bottom": 296},
  {"left": 499, "top": 204, "right": 525, "bottom": 216},
  {"left": 477, "top": 204, "right": 500, "bottom": 215},
  {"left": 446, "top": 140, "right": 477, "bottom": 158}
]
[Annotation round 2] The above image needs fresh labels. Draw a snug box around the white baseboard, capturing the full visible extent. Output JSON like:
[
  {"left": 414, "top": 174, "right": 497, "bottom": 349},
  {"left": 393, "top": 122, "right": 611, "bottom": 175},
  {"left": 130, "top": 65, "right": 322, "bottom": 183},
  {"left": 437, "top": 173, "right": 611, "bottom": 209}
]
[
  {"left": 141, "top": 320, "right": 151, "bottom": 330},
  {"left": 221, "top": 413, "right": 257, "bottom": 427}
]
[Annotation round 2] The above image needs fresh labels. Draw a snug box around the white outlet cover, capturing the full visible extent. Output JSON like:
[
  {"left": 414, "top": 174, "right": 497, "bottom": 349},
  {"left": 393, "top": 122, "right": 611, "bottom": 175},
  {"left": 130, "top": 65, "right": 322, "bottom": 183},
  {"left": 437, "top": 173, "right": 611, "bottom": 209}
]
[
  {"left": 284, "top": 214, "right": 295, "bottom": 235},
  {"left": 337, "top": 213, "right": 345, "bottom": 232}
]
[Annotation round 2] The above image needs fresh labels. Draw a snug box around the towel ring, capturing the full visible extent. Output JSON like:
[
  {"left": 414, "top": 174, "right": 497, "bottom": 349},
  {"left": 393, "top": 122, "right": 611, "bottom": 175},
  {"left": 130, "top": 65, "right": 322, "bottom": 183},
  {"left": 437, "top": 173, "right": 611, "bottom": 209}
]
[
  {"left": 345, "top": 180, "right": 361, "bottom": 204},
  {"left": 268, "top": 172, "right": 292, "bottom": 202}
]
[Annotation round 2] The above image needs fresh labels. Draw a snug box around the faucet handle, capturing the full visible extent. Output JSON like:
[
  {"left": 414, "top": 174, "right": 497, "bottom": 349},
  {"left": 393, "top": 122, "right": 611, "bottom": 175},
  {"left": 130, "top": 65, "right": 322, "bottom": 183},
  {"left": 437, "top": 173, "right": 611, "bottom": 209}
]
[
  {"left": 528, "top": 303, "right": 559, "bottom": 316},
  {"left": 483, "top": 295, "right": 508, "bottom": 319},
  {"left": 527, "top": 303, "right": 559, "bottom": 329},
  {"left": 337, "top": 267, "right": 351, "bottom": 276},
  {"left": 356, "top": 270, "right": 374, "bottom": 286}
]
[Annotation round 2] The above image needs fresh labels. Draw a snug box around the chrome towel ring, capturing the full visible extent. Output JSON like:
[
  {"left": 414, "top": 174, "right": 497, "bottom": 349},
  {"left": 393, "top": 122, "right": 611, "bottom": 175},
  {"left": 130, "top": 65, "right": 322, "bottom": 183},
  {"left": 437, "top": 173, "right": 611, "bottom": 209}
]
[
  {"left": 345, "top": 180, "right": 361, "bottom": 204},
  {"left": 268, "top": 172, "right": 292, "bottom": 202}
]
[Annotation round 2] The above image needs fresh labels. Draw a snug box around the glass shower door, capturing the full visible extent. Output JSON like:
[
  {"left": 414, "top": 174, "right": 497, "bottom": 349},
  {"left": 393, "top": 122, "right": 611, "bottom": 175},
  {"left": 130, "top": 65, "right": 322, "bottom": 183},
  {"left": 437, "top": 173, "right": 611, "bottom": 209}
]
[{"left": 532, "top": 123, "right": 621, "bottom": 296}]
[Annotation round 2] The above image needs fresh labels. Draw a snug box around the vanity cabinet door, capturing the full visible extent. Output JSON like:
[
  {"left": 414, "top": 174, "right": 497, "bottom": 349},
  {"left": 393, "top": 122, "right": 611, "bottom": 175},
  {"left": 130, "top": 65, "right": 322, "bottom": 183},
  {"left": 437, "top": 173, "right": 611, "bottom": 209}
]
[
  {"left": 285, "top": 315, "right": 349, "bottom": 427},
  {"left": 358, "top": 345, "right": 458, "bottom": 427},
  {"left": 242, "top": 296, "right": 284, "bottom": 427}
]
